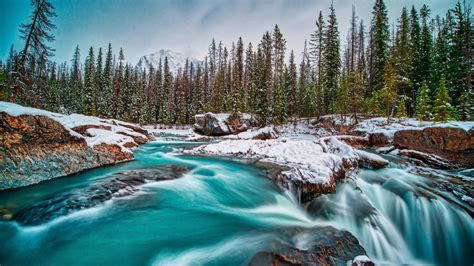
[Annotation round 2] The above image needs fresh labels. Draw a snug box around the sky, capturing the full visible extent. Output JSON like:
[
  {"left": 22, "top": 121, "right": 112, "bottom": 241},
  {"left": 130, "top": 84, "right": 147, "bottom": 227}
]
[{"left": 0, "top": 0, "right": 458, "bottom": 65}]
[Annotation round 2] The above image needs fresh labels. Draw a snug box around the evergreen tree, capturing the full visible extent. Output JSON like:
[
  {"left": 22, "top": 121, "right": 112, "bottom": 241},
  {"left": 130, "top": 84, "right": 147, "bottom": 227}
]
[
  {"left": 70, "top": 45, "right": 82, "bottom": 113},
  {"left": 310, "top": 11, "right": 325, "bottom": 83},
  {"left": 12, "top": 0, "right": 56, "bottom": 103},
  {"left": 419, "top": 5, "right": 433, "bottom": 90},
  {"left": 321, "top": 2, "right": 341, "bottom": 114},
  {"left": 370, "top": 0, "right": 390, "bottom": 92},
  {"left": 394, "top": 96, "right": 408, "bottom": 117},
  {"left": 415, "top": 81, "right": 432, "bottom": 120},
  {"left": 233, "top": 37, "right": 245, "bottom": 111},
  {"left": 433, "top": 76, "right": 453, "bottom": 121},
  {"left": 393, "top": 7, "right": 412, "bottom": 98},
  {"left": 409, "top": 6, "right": 422, "bottom": 104},
  {"left": 458, "top": 88, "right": 472, "bottom": 121},
  {"left": 103, "top": 43, "right": 114, "bottom": 117},
  {"left": 287, "top": 50, "right": 298, "bottom": 117},
  {"left": 95, "top": 47, "right": 104, "bottom": 116},
  {"left": 83, "top": 47, "right": 96, "bottom": 115}
]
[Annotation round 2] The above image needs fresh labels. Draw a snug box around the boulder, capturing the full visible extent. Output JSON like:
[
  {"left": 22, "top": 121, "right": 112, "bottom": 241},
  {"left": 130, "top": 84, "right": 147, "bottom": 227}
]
[
  {"left": 194, "top": 112, "right": 251, "bottom": 136},
  {"left": 367, "top": 132, "right": 390, "bottom": 146},
  {"left": 356, "top": 150, "right": 389, "bottom": 169},
  {"left": 394, "top": 126, "right": 474, "bottom": 168},
  {"left": 0, "top": 112, "right": 150, "bottom": 190},
  {"left": 249, "top": 226, "right": 368, "bottom": 266},
  {"left": 12, "top": 166, "right": 188, "bottom": 226}
]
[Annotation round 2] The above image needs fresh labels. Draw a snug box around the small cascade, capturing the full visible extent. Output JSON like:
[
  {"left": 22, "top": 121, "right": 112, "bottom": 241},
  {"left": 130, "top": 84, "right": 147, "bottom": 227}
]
[{"left": 308, "top": 167, "right": 474, "bottom": 265}]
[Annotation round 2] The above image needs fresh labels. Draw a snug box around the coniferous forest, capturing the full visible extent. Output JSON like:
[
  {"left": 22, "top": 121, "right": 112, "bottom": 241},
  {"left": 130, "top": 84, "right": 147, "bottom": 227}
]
[{"left": 0, "top": 0, "right": 472, "bottom": 125}]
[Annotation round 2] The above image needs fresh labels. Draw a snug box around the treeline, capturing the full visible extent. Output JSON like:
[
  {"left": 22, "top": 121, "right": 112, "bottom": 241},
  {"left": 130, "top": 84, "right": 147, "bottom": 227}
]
[{"left": 0, "top": 0, "right": 472, "bottom": 125}]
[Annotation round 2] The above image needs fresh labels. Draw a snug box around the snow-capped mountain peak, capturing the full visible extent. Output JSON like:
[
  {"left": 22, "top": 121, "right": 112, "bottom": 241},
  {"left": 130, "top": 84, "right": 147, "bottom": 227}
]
[{"left": 136, "top": 49, "right": 201, "bottom": 73}]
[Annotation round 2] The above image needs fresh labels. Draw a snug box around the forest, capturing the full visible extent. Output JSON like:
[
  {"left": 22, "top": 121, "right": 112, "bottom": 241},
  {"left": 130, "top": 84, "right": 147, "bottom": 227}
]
[{"left": 0, "top": 0, "right": 472, "bottom": 125}]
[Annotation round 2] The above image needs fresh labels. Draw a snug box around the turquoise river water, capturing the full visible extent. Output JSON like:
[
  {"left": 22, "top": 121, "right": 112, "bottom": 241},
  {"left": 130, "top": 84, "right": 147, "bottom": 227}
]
[{"left": 0, "top": 139, "right": 473, "bottom": 265}]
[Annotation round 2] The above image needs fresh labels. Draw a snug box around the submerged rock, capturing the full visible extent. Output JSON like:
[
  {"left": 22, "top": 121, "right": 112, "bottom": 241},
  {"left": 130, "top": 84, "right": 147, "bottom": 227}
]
[
  {"left": 249, "top": 226, "right": 368, "bottom": 266},
  {"left": 12, "top": 166, "right": 188, "bottom": 226}
]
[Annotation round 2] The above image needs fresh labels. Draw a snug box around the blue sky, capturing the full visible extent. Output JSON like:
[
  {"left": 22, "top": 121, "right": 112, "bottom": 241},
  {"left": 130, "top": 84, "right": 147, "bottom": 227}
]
[{"left": 0, "top": 0, "right": 457, "bottom": 64}]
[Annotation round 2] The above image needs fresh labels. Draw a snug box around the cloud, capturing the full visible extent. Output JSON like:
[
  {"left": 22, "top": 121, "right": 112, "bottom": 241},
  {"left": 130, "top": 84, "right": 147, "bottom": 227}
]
[{"left": 0, "top": 0, "right": 456, "bottom": 64}]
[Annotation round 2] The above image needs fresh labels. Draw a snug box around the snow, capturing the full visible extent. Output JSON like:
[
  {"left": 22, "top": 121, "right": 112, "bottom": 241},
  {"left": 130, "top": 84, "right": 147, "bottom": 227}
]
[
  {"left": 355, "top": 149, "right": 389, "bottom": 166},
  {"left": 85, "top": 128, "right": 135, "bottom": 152},
  {"left": 354, "top": 117, "right": 474, "bottom": 139},
  {"left": 136, "top": 49, "right": 201, "bottom": 74},
  {"left": 144, "top": 125, "right": 195, "bottom": 137},
  {"left": 190, "top": 138, "right": 350, "bottom": 185},
  {"left": 0, "top": 101, "right": 149, "bottom": 153},
  {"left": 223, "top": 126, "right": 277, "bottom": 140},
  {"left": 348, "top": 255, "right": 372, "bottom": 266}
]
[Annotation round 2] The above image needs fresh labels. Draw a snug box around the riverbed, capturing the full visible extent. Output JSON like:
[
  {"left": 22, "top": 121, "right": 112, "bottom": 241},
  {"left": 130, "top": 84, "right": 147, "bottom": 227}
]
[{"left": 0, "top": 139, "right": 472, "bottom": 265}]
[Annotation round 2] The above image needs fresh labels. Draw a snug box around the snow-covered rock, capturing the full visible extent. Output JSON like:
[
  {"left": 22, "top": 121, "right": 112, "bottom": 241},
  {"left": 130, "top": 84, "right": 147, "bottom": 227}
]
[
  {"left": 189, "top": 136, "right": 363, "bottom": 202},
  {"left": 355, "top": 150, "right": 389, "bottom": 169},
  {"left": 136, "top": 49, "right": 201, "bottom": 74},
  {"left": 348, "top": 255, "right": 374, "bottom": 266},
  {"left": 0, "top": 101, "right": 153, "bottom": 189},
  {"left": 194, "top": 112, "right": 254, "bottom": 136}
]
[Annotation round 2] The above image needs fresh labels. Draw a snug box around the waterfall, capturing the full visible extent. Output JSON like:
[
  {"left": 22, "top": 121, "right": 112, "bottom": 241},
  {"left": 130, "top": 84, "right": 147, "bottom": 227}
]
[{"left": 308, "top": 167, "right": 474, "bottom": 265}]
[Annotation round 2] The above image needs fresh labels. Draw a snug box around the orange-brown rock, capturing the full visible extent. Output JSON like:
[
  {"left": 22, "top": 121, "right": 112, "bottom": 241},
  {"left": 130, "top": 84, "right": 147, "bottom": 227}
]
[
  {"left": 394, "top": 127, "right": 474, "bottom": 168},
  {"left": 0, "top": 113, "right": 135, "bottom": 190}
]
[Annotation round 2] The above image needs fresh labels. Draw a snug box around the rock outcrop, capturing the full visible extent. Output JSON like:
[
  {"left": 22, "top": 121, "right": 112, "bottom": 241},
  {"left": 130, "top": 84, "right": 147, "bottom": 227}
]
[
  {"left": 249, "top": 226, "right": 369, "bottom": 266},
  {"left": 194, "top": 112, "right": 254, "bottom": 136},
  {"left": 12, "top": 166, "right": 188, "bottom": 225},
  {"left": 0, "top": 112, "right": 152, "bottom": 190},
  {"left": 394, "top": 127, "right": 474, "bottom": 168}
]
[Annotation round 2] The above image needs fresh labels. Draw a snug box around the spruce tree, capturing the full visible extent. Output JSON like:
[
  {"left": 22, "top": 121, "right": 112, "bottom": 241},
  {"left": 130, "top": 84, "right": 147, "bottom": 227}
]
[
  {"left": 70, "top": 45, "right": 82, "bottom": 113},
  {"left": 415, "top": 81, "right": 432, "bottom": 120},
  {"left": 95, "top": 47, "right": 104, "bottom": 116},
  {"left": 321, "top": 2, "right": 341, "bottom": 114},
  {"left": 287, "top": 50, "right": 298, "bottom": 117},
  {"left": 433, "top": 76, "right": 453, "bottom": 121},
  {"left": 84, "top": 47, "right": 96, "bottom": 115},
  {"left": 370, "top": 0, "right": 390, "bottom": 92},
  {"left": 12, "top": 0, "right": 56, "bottom": 103},
  {"left": 103, "top": 43, "right": 114, "bottom": 117},
  {"left": 458, "top": 89, "right": 472, "bottom": 121}
]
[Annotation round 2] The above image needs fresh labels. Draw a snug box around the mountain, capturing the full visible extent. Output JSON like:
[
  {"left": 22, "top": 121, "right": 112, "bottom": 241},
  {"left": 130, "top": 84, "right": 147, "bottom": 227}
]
[{"left": 136, "top": 49, "right": 201, "bottom": 73}]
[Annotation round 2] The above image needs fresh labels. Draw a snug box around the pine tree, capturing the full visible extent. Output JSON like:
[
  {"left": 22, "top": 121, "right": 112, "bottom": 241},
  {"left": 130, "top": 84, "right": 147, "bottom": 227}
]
[
  {"left": 394, "top": 96, "right": 408, "bottom": 117},
  {"left": 287, "top": 50, "right": 298, "bottom": 117},
  {"left": 409, "top": 6, "right": 422, "bottom": 104},
  {"left": 12, "top": 0, "right": 57, "bottom": 103},
  {"left": 0, "top": 68, "right": 9, "bottom": 101},
  {"left": 95, "top": 47, "right": 104, "bottom": 116},
  {"left": 103, "top": 43, "right": 114, "bottom": 117},
  {"left": 233, "top": 37, "right": 245, "bottom": 111},
  {"left": 310, "top": 11, "right": 325, "bottom": 83},
  {"left": 393, "top": 7, "right": 412, "bottom": 99},
  {"left": 161, "top": 57, "right": 173, "bottom": 123},
  {"left": 84, "top": 47, "right": 96, "bottom": 115},
  {"left": 458, "top": 88, "right": 472, "bottom": 121},
  {"left": 300, "top": 40, "right": 313, "bottom": 116},
  {"left": 415, "top": 81, "right": 432, "bottom": 120},
  {"left": 370, "top": 0, "right": 390, "bottom": 93},
  {"left": 433, "top": 76, "right": 453, "bottom": 121},
  {"left": 419, "top": 5, "right": 433, "bottom": 90},
  {"left": 321, "top": 2, "right": 341, "bottom": 114},
  {"left": 70, "top": 45, "right": 82, "bottom": 113}
]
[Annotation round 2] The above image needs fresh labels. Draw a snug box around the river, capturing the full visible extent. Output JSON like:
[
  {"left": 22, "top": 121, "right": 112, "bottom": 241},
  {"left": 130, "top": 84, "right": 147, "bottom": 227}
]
[{"left": 0, "top": 139, "right": 472, "bottom": 265}]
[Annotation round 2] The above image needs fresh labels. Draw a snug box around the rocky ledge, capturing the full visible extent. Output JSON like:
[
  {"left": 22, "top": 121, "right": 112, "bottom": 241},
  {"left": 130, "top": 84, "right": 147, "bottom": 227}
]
[
  {"left": 318, "top": 116, "right": 474, "bottom": 169},
  {"left": 0, "top": 102, "right": 154, "bottom": 190},
  {"left": 249, "top": 226, "right": 372, "bottom": 266},
  {"left": 393, "top": 127, "right": 474, "bottom": 169}
]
